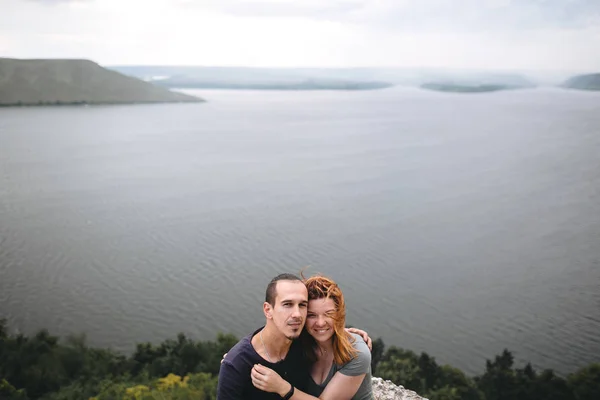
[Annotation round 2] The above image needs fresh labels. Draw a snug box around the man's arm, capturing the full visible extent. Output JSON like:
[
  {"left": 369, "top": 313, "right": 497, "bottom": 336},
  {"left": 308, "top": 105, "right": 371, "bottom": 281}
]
[
  {"left": 252, "top": 364, "right": 364, "bottom": 400},
  {"left": 217, "top": 360, "right": 245, "bottom": 400}
]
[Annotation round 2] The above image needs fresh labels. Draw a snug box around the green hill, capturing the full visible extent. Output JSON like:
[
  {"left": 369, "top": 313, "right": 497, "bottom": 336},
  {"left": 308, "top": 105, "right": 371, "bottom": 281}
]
[
  {"left": 563, "top": 73, "right": 600, "bottom": 91},
  {"left": 0, "top": 58, "right": 203, "bottom": 106}
]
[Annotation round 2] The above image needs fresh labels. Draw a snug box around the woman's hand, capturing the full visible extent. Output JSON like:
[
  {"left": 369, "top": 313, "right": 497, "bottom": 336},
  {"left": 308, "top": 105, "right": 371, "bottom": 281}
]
[
  {"left": 251, "top": 364, "right": 291, "bottom": 397},
  {"left": 345, "top": 327, "right": 372, "bottom": 351}
]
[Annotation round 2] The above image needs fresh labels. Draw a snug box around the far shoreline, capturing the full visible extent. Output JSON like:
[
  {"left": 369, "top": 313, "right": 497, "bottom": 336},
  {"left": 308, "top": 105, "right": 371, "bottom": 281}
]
[{"left": 0, "top": 99, "right": 205, "bottom": 107}]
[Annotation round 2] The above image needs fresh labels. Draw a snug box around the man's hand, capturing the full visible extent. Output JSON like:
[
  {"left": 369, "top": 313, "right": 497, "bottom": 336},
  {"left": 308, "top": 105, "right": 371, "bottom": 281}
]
[{"left": 345, "top": 327, "right": 372, "bottom": 351}]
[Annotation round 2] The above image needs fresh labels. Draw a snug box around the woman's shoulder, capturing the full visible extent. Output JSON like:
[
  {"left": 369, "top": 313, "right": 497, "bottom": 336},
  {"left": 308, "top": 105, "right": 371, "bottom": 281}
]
[
  {"left": 344, "top": 333, "right": 371, "bottom": 367},
  {"left": 335, "top": 333, "right": 371, "bottom": 377},
  {"left": 349, "top": 333, "right": 370, "bottom": 353}
]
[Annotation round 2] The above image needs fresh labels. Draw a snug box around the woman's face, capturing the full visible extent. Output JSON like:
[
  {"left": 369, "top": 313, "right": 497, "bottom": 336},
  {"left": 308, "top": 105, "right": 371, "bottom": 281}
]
[{"left": 306, "top": 297, "right": 336, "bottom": 344}]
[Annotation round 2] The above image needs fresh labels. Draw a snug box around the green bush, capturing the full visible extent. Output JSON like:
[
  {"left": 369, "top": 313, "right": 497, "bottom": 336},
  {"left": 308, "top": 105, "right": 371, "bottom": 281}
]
[{"left": 1, "top": 319, "right": 599, "bottom": 400}]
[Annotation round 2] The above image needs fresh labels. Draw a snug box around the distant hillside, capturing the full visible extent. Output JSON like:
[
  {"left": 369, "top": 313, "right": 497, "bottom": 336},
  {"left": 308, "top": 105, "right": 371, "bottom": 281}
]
[
  {"left": 0, "top": 58, "right": 203, "bottom": 106},
  {"left": 110, "top": 66, "right": 394, "bottom": 90},
  {"left": 563, "top": 73, "right": 600, "bottom": 91},
  {"left": 111, "top": 65, "right": 537, "bottom": 89},
  {"left": 421, "top": 82, "right": 529, "bottom": 93},
  {"left": 111, "top": 65, "right": 389, "bottom": 87},
  {"left": 151, "top": 75, "right": 393, "bottom": 91}
]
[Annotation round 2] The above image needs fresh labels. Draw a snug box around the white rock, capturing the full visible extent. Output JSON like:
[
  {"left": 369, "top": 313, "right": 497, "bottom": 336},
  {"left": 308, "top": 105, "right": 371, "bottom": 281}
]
[{"left": 372, "top": 377, "right": 428, "bottom": 400}]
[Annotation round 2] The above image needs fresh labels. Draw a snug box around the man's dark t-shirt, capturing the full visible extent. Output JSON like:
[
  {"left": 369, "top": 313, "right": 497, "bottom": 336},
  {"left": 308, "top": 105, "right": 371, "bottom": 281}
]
[{"left": 217, "top": 327, "right": 309, "bottom": 399}]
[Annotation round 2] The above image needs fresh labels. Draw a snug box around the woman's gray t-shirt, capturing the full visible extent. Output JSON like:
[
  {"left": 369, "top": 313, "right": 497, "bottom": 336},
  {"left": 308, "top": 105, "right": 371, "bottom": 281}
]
[{"left": 305, "top": 333, "right": 373, "bottom": 400}]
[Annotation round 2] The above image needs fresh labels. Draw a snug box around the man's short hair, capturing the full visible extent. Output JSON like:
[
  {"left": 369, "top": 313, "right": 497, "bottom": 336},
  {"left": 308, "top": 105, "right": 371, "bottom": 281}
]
[{"left": 265, "top": 273, "right": 303, "bottom": 306}]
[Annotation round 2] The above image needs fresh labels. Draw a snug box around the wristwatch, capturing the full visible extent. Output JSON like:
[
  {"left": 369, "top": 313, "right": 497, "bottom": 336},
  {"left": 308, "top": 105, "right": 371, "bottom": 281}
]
[{"left": 282, "top": 385, "right": 294, "bottom": 400}]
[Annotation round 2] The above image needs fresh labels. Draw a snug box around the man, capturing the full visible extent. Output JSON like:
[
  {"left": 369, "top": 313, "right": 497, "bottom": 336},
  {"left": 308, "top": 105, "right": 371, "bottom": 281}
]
[{"left": 217, "top": 273, "right": 371, "bottom": 400}]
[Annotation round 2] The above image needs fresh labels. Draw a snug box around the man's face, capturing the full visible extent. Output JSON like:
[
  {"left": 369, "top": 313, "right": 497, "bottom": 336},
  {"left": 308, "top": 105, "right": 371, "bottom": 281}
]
[{"left": 267, "top": 280, "right": 308, "bottom": 340}]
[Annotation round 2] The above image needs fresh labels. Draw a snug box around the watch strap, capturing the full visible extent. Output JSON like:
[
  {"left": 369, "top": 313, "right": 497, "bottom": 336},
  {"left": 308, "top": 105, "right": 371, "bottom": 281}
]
[{"left": 282, "top": 385, "right": 294, "bottom": 400}]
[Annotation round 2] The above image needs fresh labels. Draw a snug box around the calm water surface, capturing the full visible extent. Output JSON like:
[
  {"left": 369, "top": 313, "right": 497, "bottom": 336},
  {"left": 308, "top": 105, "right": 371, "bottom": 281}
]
[{"left": 0, "top": 88, "right": 599, "bottom": 375}]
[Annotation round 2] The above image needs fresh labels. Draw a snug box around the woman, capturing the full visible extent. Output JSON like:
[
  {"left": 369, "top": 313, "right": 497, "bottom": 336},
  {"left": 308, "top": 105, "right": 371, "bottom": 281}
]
[{"left": 251, "top": 275, "right": 373, "bottom": 400}]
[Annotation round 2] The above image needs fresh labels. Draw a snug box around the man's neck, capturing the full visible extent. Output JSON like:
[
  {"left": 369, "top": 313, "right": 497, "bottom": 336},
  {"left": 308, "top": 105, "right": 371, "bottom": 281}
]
[{"left": 252, "top": 324, "right": 293, "bottom": 362}]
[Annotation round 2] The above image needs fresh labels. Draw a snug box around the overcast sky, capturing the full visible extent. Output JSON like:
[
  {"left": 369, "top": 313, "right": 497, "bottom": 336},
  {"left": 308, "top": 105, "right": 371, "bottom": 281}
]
[{"left": 1, "top": 0, "right": 599, "bottom": 71}]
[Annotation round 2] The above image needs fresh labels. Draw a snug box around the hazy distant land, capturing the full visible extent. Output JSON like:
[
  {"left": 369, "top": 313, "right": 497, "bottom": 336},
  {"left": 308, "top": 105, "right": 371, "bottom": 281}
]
[
  {"left": 562, "top": 73, "right": 600, "bottom": 91},
  {"left": 420, "top": 83, "right": 530, "bottom": 93},
  {"left": 2, "top": 60, "right": 599, "bottom": 103},
  {"left": 111, "top": 65, "right": 395, "bottom": 91},
  {"left": 111, "top": 65, "right": 547, "bottom": 92},
  {"left": 0, "top": 58, "right": 203, "bottom": 106},
  {"left": 151, "top": 76, "right": 393, "bottom": 91}
]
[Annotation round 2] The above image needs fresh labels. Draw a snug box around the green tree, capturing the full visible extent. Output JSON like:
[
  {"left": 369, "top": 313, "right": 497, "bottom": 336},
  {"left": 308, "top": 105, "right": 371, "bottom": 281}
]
[
  {"left": 91, "top": 372, "right": 217, "bottom": 400},
  {"left": 438, "top": 365, "right": 483, "bottom": 400},
  {"left": 418, "top": 352, "right": 441, "bottom": 393},
  {"left": 376, "top": 350, "right": 422, "bottom": 392},
  {"left": 0, "top": 379, "right": 28, "bottom": 400},
  {"left": 528, "top": 369, "right": 574, "bottom": 400},
  {"left": 475, "top": 349, "right": 519, "bottom": 400},
  {"left": 370, "top": 338, "right": 385, "bottom": 372},
  {"left": 567, "top": 363, "right": 600, "bottom": 400},
  {"left": 427, "top": 385, "right": 462, "bottom": 400}
]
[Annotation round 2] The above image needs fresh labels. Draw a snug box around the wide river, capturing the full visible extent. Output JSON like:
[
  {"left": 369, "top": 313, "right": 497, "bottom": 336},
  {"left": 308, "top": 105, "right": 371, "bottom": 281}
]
[{"left": 0, "top": 87, "right": 599, "bottom": 375}]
